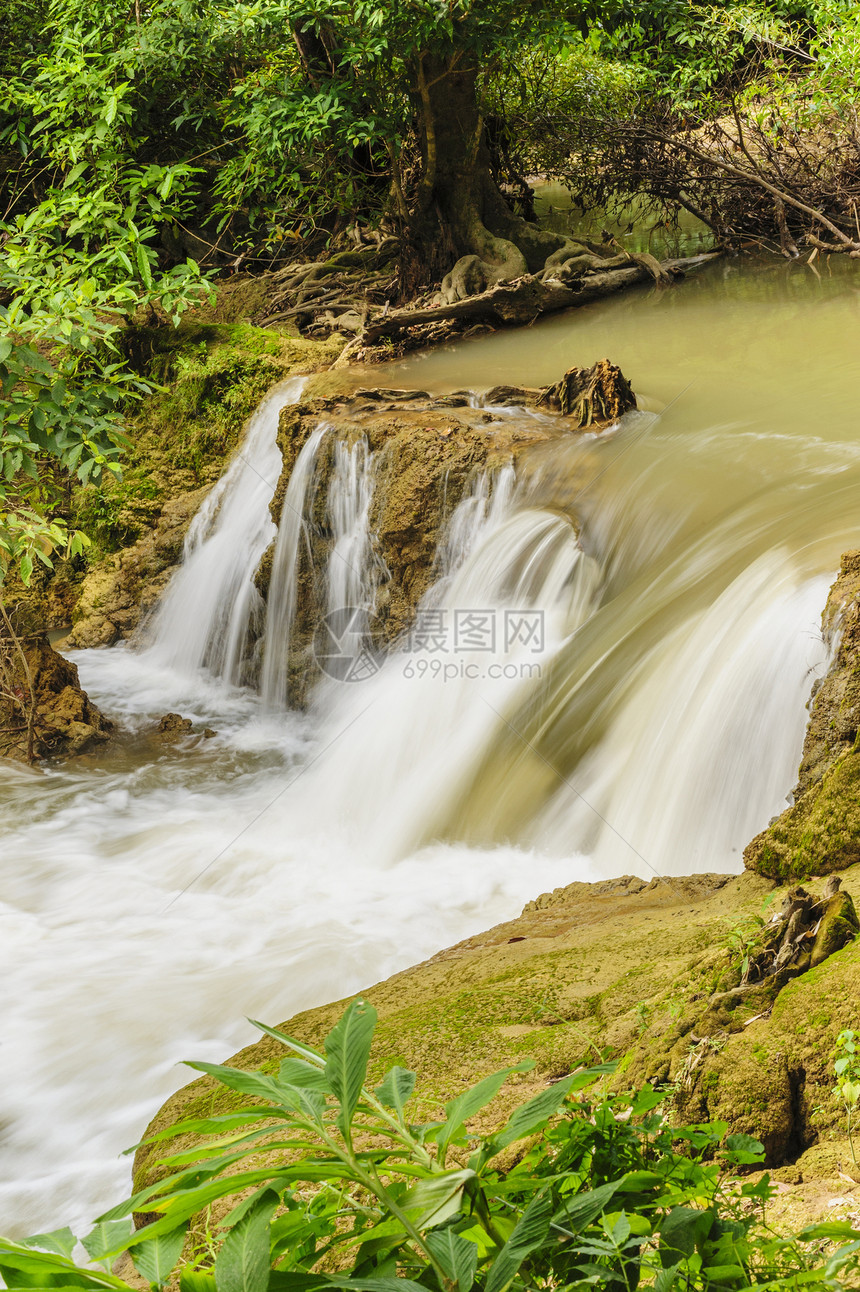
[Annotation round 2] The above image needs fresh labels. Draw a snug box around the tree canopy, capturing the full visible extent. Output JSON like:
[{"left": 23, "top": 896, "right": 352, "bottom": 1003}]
[{"left": 1, "top": 0, "right": 857, "bottom": 583}]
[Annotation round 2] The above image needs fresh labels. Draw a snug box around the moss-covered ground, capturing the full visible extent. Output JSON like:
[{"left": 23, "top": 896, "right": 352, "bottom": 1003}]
[{"left": 133, "top": 864, "right": 860, "bottom": 1237}]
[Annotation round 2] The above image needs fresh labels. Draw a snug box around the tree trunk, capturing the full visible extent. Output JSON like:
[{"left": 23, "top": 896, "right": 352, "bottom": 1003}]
[
  {"left": 401, "top": 53, "right": 551, "bottom": 298},
  {"left": 401, "top": 52, "right": 628, "bottom": 303}
]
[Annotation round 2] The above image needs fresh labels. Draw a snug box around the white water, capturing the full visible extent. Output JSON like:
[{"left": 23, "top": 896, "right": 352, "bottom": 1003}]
[
  {"left": 259, "top": 426, "right": 327, "bottom": 709},
  {"left": 144, "top": 379, "right": 305, "bottom": 686},
  {"left": 4, "top": 260, "right": 860, "bottom": 1238}
]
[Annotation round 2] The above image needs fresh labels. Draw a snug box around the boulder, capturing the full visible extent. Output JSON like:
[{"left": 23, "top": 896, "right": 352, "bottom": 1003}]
[{"left": 0, "top": 626, "right": 113, "bottom": 762}]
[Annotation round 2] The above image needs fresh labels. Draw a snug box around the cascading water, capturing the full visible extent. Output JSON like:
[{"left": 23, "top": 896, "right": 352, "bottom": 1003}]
[
  {"left": 144, "top": 378, "right": 306, "bottom": 685},
  {"left": 325, "top": 437, "right": 384, "bottom": 621},
  {"left": 5, "top": 261, "right": 860, "bottom": 1239},
  {"left": 259, "top": 426, "right": 328, "bottom": 709}
]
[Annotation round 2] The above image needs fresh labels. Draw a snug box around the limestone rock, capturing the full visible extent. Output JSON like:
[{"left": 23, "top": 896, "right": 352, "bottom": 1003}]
[
  {"left": 155, "top": 713, "right": 195, "bottom": 740},
  {"left": 0, "top": 629, "right": 113, "bottom": 762},
  {"left": 746, "top": 553, "right": 860, "bottom": 880}
]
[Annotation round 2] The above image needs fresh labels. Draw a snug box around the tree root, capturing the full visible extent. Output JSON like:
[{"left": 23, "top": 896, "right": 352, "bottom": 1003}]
[
  {"left": 362, "top": 252, "right": 720, "bottom": 343},
  {"left": 708, "top": 879, "right": 858, "bottom": 1009}
]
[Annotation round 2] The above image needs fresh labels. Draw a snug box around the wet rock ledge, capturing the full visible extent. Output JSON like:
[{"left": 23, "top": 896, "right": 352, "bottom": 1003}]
[{"left": 745, "top": 550, "right": 860, "bottom": 880}]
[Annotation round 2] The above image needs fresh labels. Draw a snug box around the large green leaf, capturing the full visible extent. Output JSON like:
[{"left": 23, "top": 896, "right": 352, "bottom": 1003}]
[
  {"left": 425, "top": 1230, "right": 478, "bottom": 1292},
  {"left": 0, "top": 1242, "right": 131, "bottom": 1292},
  {"left": 658, "top": 1206, "right": 714, "bottom": 1266},
  {"left": 81, "top": 1222, "right": 133, "bottom": 1268},
  {"left": 323, "top": 999, "right": 378, "bottom": 1137},
  {"left": 131, "top": 1225, "right": 187, "bottom": 1287},
  {"left": 374, "top": 1067, "right": 416, "bottom": 1117},
  {"left": 485, "top": 1191, "right": 553, "bottom": 1292},
  {"left": 183, "top": 1062, "right": 286, "bottom": 1104},
  {"left": 552, "top": 1180, "right": 624, "bottom": 1234},
  {"left": 277, "top": 1059, "right": 331, "bottom": 1092},
  {"left": 214, "top": 1192, "right": 280, "bottom": 1292},
  {"left": 400, "top": 1170, "right": 476, "bottom": 1229},
  {"left": 434, "top": 1063, "right": 533, "bottom": 1159},
  {"left": 23, "top": 1235, "right": 77, "bottom": 1260},
  {"left": 181, "top": 1272, "right": 217, "bottom": 1292}
]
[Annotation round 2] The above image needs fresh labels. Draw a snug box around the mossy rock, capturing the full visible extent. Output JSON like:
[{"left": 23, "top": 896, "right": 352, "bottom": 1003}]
[{"left": 745, "top": 749, "right": 860, "bottom": 880}]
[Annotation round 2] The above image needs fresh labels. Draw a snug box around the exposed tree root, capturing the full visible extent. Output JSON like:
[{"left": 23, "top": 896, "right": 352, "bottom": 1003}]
[
  {"left": 362, "top": 251, "right": 720, "bottom": 343},
  {"left": 709, "top": 878, "right": 858, "bottom": 1009}
]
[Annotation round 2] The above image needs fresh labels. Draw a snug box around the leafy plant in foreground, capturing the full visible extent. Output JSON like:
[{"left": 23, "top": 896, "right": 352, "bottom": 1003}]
[
  {"left": 2, "top": 998, "right": 860, "bottom": 1292},
  {"left": 833, "top": 1028, "right": 860, "bottom": 1167}
]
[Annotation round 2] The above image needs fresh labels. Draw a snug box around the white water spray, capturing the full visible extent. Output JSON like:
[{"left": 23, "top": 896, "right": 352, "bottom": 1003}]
[
  {"left": 144, "top": 379, "right": 305, "bottom": 684},
  {"left": 259, "top": 426, "right": 327, "bottom": 709}
]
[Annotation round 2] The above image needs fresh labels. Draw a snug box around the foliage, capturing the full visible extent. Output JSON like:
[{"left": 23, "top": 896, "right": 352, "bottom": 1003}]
[
  {"left": 3, "top": 999, "right": 860, "bottom": 1291},
  {"left": 0, "top": 0, "right": 217, "bottom": 584},
  {"left": 833, "top": 1028, "right": 860, "bottom": 1166}
]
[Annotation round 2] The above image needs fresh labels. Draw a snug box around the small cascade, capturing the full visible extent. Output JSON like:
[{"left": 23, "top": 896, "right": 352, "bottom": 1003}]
[
  {"left": 433, "top": 464, "right": 516, "bottom": 585},
  {"left": 143, "top": 378, "right": 306, "bottom": 685},
  {"left": 530, "top": 557, "right": 830, "bottom": 875},
  {"left": 302, "top": 468, "right": 601, "bottom": 862},
  {"left": 326, "top": 438, "right": 385, "bottom": 623},
  {"left": 259, "top": 426, "right": 328, "bottom": 710}
]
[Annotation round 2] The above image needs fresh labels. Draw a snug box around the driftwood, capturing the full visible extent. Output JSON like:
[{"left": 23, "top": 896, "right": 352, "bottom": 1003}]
[
  {"left": 537, "top": 358, "right": 637, "bottom": 427},
  {"left": 710, "top": 878, "right": 858, "bottom": 1007},
  {"left": 361, "top": 252, "right": 722, "bottom": 343}
]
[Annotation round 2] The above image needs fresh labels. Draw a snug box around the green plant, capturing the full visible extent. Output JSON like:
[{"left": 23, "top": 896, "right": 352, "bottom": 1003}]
[
  {"left": 3, "top": 997, "right": 860, "bottom": 1291},
  {"left": 833, "top": 1028, "right": 860, "bottom": 1165}
]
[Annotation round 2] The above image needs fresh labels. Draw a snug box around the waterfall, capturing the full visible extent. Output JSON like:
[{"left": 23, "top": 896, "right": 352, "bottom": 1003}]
[
  {"left": 433, "top": 464, "right": 516, "bottom": 584},
  {"left": 259, "top": 426, "right": 328, "bottom": 710},
  {"left": 326, "top": 438, "right": 385, "bottom": 623},
  {"left": 143, "top": 378, "right": 305, "bottom": 685},
  {"left": 301, "top": 468, "right": 601, "bottom": 861}
]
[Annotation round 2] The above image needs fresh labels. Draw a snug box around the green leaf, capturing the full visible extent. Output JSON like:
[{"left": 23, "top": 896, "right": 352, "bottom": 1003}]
[
  {"left": 436, "top": 1062, "right": 533, "bottom": 1158},
  {"left": 658, "top": 1207, "right": 714, "bottom": 1266},
  {"left": 553, "top": 1180, "right": 624, "bottom": 1234},
  {"left": 81, "top": 1221, "right": 133, "bottom": 1267},
  {"left": 24, "top": 1233, "right": 77, "bottom": 1260},
  {"left": 183, "top": 1061, "right": 286, "bottom": 1104},
  {"left": 374, "top": 1066, "right": 416, "bottom": 1115},
  {"left": 131, "top": 1225, "right": 187, "bottom": 1286},
  {"left": 181, "top": 1272, "right": 217, "bottom": 1292},
  {"left": 19, "top": 551, "right": 33, "bottom": 586},
  {"left": 798, "top": 1221, "right": 860, "bottom": 1241},
  {"left": 425, "top": 1230, "right": 478, "bottom": 1292},
  {"left": 724, "top": 1132, "right": 764, "bottom": 1164},
  {"left": 400, "top": 1169, "right": 476, "bottom": 1229},
  {"left": 135, "top": 242, "right": 153, "bottom": 290},
  {"left": 63, "top": 162, "right": 88, "bottom": 189},
  {"left": 214, "top": 1192, "right": 280, "bottom": 1292},
  {"left": 485, "top": 1191, "right": 552, "bottom": 1292},
  {"left": 324, "top": 998, "right": 377, "bottom": 1137},
  {"left": 277, "top": 1058, "right": 330, "bottom": 1092}
]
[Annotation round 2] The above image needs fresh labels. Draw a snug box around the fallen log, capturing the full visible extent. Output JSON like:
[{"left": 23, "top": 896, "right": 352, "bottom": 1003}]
[{"left": 361, "top": 252, "right": 722, "bottom": 343}]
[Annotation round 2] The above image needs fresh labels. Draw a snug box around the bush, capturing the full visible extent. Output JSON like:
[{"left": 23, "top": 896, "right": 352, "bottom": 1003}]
[{"left": 2, "top": 998, "right": 859, "bottom": 1292}]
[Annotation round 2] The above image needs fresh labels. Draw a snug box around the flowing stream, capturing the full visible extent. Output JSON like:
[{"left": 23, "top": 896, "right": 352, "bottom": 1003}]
[{"left": 3, "top": 256, "right": 860, "bottom": 1235}]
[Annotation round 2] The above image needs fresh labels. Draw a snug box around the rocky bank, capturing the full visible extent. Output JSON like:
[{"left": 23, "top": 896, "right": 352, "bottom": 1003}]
[{"left": 130, "top": 546, "right": 860, "bottom": 1232}]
